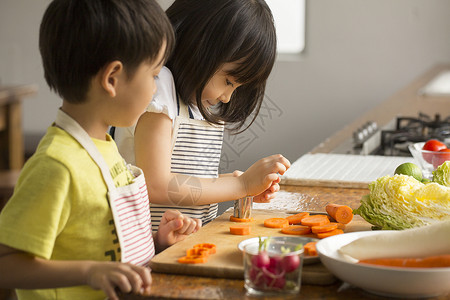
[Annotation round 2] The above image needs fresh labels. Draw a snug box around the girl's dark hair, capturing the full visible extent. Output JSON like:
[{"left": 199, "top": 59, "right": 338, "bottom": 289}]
[
  {"left": 39, "top": 0, "right": 174, "bottom": 103},
  {"left": 166, "top": 0, "right": 276, "bottom": 132}
]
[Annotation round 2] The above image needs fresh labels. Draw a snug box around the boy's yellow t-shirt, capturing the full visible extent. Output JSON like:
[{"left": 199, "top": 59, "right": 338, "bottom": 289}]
[{"left": 0, "top": 126, "right": 135, "bottom": 300}]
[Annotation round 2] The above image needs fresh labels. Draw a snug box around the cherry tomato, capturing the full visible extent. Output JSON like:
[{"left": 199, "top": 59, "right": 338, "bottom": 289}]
[
  {"left": 432, "top": 148, "right": 450, "bottom": 169},
  {"left": 422, "top": 139, "right": 447, "bottom": 164}
]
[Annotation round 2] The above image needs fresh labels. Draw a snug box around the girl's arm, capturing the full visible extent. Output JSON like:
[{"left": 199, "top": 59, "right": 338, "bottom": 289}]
[
  {"left": 0, "top": 244, "right": 151, "bottom": 300},
  {"left": 134, "top": 112, "right": 290, "bottom": 206}
]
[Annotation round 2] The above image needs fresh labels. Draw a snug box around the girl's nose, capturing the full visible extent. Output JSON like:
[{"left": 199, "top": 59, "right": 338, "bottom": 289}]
[{"left": 220, "top": 89, "right": 234, "bottom": 103}]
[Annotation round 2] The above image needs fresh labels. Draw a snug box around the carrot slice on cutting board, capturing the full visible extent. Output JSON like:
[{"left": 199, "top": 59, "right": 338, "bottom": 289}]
[
  {"left": 316, "top": 229, "right": 344, "bottom": 239},
  {"left": 229, "top": 215, "right": 254, "bottom": 222},
  {"left": 186, "top": 248, "right": 210, "bottom": 257},
  {"left": 286, "top": 212, "right": 310, "bottom": 224},
  {"left": 229, "top": 224, "right": 251, "bottom": 235},
  {"left": 281, "top": 225, "right": 311, "bottom": 235},
  {"left": 330, "top": 222, "right": 346, "bottom": 230},
  {"left": 264, "top": 217, "right": 289, "bottom": 228},
  {"left": 325, "top": 203, "right": 354, "bottom": 224},
  {"left": 301, "top": 215, "right": 330, "bottom": 227},
  {"left": 304, "top": 242, "right": 318, "bottom": 256},
  {"left": 178, "top": 255, "right": 208, "bottom": 264},
  {"left": 193, "top": 243, "right": 217, "bottom": 254},
  {"left": 311, "top": 223, "right": 338, "bottom": 234}
]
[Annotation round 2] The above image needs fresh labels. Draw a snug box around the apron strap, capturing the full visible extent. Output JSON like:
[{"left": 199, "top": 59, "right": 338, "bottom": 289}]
[
  {"left": 55, "top": 109, "right": 117, "bottom": 192},
  {"left": 176, "top": 94, "right": 194, "bottom": 119}
]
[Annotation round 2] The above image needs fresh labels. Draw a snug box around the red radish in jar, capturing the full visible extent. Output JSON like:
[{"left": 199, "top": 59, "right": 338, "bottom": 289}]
[
  {"left": 281, "top": 254, "right": 300, "bottom": 273},
  {"left": 251, "top": 251, "right": 270, "bottom": 269}
]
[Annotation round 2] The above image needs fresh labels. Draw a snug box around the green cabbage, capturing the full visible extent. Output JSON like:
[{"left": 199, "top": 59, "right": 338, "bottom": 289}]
[
  {"left": 433, "top": 161, "right": 450, "bottom": 187},
  {"left": 354, "top": 174, "right": 450, "bottom": 230}
]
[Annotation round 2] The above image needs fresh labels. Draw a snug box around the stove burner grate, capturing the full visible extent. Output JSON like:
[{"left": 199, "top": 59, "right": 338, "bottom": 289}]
[{"left": 378, "top": 113, "right": 450, "bottom": 156}]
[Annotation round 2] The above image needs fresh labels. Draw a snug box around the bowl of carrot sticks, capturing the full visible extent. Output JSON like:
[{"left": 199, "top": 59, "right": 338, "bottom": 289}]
[{"left": 316, "top": 230, "right": 450, "bottom": 298}]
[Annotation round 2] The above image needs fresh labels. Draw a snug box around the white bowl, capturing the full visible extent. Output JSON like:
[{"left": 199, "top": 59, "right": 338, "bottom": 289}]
[{"left": 316, "top": 231, "right": 450, "bottom": 298}]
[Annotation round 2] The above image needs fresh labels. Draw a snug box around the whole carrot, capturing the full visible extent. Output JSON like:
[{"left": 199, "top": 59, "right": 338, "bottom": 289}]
[{"left": 326, "top": 203, "right": 353, "bottom": 224}]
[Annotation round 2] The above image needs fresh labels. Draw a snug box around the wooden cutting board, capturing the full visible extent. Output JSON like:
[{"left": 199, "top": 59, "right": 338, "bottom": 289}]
[{"left": 150, "top": 209, "right": 373, "bottom": 285}]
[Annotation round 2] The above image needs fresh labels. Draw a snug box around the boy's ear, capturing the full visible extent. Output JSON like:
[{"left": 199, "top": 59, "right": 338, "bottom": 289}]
[{"left": 101, "top": 61, "right": 124, "bottom": 97}]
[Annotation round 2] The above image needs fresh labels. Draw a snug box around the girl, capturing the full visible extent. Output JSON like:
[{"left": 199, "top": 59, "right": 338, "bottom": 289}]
[{"left": 115, "top": 0, "right": 290, "bottom": 231}]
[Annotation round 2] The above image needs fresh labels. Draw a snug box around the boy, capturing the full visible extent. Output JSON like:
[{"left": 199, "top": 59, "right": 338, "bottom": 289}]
[{"left": 0, "top": 1, "right": 201, "bottom": 299}]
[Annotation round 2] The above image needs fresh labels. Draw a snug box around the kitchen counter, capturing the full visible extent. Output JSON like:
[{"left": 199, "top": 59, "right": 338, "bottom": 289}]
[
  {"left": 311, "top": 63, "right": 450, "bottom": 154},
  {"left": 117, "top": 65, "right": 450, "bottom": 299},
  {"left": 118, "top": 185, "right": 447, "bottom": 300}
]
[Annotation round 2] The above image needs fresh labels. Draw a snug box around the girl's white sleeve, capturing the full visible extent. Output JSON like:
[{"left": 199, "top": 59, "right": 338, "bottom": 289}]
[
  {"left": 115, "top": 67, "right": 177, "bottom": 164},
  {"left": 146, "top": 67, "right": 178, "bottom": 123}
]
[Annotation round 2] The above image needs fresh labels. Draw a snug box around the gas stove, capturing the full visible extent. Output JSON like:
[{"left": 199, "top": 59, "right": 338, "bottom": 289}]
[{"left": 332, "top": 113, "right": 450, "bottom": 156}]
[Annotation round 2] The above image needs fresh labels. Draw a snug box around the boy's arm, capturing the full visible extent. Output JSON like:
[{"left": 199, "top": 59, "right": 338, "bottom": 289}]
[{"left": 0, "top": 243, "right": 151, "bottom": 300}]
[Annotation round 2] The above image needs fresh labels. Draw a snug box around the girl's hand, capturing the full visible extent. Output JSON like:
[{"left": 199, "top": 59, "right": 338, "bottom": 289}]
[
  {"left": 233, "top": 170, "right": 280, "bottom": 203},
  {"left": 239, "top": 154, "right": 290, "bottom": 198},
  {"left": 86, "top": 261, "right": 152, "bottom": 300},
  {"left": 253, "top": 176, "right": 281, "bottom": 203},
  {"left": 155, "top": 210, "right": 201, "bottom": 251}
]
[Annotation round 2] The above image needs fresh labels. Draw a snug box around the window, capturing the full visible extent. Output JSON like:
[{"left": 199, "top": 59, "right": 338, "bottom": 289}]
[{"left": 266, "top": 0, "right": 306, "bottom": 54}]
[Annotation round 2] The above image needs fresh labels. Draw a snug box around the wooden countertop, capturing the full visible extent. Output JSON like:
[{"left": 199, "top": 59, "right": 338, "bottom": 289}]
[
  {"left": 311, "top": 64, "right": 450, "bottom": 154},
  {"left": 118, "top": 185, "right": 448, "bottom": 300}
]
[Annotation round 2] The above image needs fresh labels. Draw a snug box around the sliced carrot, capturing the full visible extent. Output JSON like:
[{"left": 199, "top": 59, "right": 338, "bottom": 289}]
[
  {"left": 186, "top": 248, "right": 209, "bottom": 257},
  {"left": 331, "top": 221, "right": 346, "bottom": 230},
  {"left": 229, "top": 224, "right": 251, "bottom": 235},
  {"left": 178, "top": 255, "right": 208, "bottom": 264},
  {"left": 281, "top": 225, "right": 311, "bottom": 235},
  {"left": 304, "top": 242, "right": 318, "bottom": 256},
  {"left": 193, "top": 243, "right": 216, "bottom": 254},
  {"left": 301, "top": 215, "right": 330, "bottom": 227},
  {"left": 229, "top": 216, "right": 254, "bottom": 222},
  {"left": 325, "top": 203, "right": 354, "bottom": 224},
  {"left": 286, "top": 212, "right": 310, "bottom": 224},
  {"left": 263, "top": 217, "right": 289, "bottom": 228},
  {"left": 316, "top": 229, "right": 344, "bottom": 239},
  {"left": 359, "top": 254, "right": 450, "bottom": 268},
  {"left": 311, "top": 223, "right": 338, "bottom": 234}
]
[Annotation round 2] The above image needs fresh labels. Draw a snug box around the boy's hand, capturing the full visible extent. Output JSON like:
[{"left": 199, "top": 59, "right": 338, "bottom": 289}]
[
  {"left": 86, "top": 261, "right": 152, "bottom": 300},
  {"left": 239, "top": 154, "right": 290, "bottom": 199},
  {"left": 155, "top": 210, "right": 201, "bottom": 252}
]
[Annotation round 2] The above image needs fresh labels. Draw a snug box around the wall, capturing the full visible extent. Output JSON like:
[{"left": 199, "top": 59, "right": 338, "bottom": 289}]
[{"left": 1, "top": 0, "right": 450, "bottom": 213}]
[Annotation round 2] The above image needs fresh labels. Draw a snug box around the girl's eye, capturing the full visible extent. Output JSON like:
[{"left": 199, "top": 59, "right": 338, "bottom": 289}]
[{"left": 226, "top": 79, "right": 234, "bottom": 87}]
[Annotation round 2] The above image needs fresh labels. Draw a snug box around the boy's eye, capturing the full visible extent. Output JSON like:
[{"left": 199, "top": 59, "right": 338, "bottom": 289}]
[{"left": 226, "top": 79, "right": 234, "bottom": 87}]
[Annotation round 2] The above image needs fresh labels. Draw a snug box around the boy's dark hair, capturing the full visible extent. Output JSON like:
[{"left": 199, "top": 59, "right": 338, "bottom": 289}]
[
  {"left": 166, "top": 0, "right": 276, "bottom": 132},
  {"left": 39, "top": 0, "right": 174, "bottom": 103}
]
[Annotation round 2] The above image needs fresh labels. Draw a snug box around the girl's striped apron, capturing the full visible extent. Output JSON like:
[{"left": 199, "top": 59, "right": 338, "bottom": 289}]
[
  {"left": 150, "top": 99, "right": 224, "bottom": 231},
  {"left": 55, "top": 109, "right": 154, "bottom": 266}
]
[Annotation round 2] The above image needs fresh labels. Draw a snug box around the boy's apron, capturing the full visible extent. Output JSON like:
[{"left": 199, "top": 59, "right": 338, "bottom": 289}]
[
  {"left": 55, "top": 109, "right": 154, "bottom": 266},
  {"left": 149, "top": 99, "right": 224, "bottom": 231}
]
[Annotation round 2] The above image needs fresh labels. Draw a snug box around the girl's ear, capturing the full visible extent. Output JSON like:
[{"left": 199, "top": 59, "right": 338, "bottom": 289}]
[{"left": 101, "top": 61, "right": 124, "bottom": 97}]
